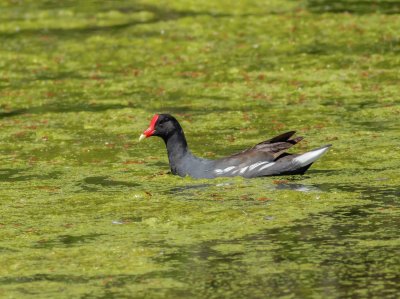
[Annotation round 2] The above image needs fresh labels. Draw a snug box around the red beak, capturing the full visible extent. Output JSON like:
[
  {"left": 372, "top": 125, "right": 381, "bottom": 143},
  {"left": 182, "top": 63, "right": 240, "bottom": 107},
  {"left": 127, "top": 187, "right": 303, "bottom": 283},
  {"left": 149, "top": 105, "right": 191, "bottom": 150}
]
[{"left": 139, "top": 114, "right": 159, "bottom": 141}]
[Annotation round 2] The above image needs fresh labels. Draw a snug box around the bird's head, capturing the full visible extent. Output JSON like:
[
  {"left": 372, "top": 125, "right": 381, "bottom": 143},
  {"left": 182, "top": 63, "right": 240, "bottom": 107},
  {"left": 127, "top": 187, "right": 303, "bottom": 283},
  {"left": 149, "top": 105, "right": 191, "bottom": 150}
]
[{"left": 139, "top": 114, "right": 181, "bottom": 141}]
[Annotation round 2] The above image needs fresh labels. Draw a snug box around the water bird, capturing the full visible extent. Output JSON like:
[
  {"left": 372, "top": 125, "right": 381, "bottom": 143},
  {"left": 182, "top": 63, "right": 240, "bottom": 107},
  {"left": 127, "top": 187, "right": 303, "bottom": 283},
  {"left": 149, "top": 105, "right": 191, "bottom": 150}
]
[{"left": 139, "top": 114, "right": 331, "bottom": 178}]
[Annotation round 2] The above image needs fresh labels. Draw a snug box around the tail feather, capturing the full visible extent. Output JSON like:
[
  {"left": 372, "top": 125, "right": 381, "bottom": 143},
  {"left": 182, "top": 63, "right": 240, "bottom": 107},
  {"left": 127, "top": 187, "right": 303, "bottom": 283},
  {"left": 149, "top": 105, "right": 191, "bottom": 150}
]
[{"left": 293, "top": 145, "right": 331, "bottom": 168}]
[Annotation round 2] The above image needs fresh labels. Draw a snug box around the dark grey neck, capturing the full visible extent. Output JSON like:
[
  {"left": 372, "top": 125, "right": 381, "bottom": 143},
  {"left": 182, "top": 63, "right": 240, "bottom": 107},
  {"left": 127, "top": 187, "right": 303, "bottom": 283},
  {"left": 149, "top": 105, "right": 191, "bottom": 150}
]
[{"left": 162, "top": 130, "right": 191, "bottom": 174}]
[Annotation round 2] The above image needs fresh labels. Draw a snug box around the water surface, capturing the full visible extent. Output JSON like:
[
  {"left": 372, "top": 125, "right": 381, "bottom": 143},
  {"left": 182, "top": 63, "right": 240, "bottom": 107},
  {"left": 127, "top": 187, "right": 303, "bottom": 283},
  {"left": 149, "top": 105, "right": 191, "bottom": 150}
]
[{"left": 0, "top": 0, "right": 399, "bottom": 298}]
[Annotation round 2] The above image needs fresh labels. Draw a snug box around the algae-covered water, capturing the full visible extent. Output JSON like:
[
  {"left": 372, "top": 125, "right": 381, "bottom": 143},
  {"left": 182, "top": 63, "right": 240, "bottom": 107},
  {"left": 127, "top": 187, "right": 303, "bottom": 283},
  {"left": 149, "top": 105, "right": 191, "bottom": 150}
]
[{"left": 0, "top": 0, "right": 399, "bottom": 298}]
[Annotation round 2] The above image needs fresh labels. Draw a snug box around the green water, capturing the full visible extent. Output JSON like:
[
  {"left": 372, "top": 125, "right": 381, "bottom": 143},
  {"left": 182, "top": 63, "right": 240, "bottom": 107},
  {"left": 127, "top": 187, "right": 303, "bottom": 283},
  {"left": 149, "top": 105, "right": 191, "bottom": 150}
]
[{"left": 0, "top": 0, "right": 399, "bottom": 298}]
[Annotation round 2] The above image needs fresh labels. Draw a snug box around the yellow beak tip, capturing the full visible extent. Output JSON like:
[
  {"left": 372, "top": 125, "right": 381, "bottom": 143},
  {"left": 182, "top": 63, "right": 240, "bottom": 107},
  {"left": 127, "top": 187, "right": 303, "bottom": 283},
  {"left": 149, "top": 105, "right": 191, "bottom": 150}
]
[{"left": 139, "top": 134, "right": 146, "bottom": 142}]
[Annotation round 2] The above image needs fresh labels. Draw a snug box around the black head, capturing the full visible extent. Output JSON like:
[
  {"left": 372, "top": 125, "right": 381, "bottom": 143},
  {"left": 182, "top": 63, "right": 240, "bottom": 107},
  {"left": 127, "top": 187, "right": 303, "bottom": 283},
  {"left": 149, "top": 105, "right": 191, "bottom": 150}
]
[{"left": 139, "top": 114, "right": 183, "bottom": 141}]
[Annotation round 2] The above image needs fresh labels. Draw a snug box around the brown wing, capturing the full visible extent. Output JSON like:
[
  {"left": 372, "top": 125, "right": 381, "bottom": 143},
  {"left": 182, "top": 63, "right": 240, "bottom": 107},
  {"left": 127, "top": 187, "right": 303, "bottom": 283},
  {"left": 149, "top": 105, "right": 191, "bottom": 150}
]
[
  {"left": 215, "top": 132, "right": 303, "bottom": 175},
  {"left": 232, "top": 131, "right": 303, "bottom": 159},
  {"left": 257, "top": 131, "right": 297, "bottom": 144}
]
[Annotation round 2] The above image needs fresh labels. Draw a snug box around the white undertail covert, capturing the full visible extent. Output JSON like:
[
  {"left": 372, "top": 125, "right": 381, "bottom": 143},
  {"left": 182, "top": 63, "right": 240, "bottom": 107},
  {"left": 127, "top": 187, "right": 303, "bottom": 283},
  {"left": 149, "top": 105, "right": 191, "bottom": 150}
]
[{"left": 293, "top": 146, "right": 331, "bottom": 167}]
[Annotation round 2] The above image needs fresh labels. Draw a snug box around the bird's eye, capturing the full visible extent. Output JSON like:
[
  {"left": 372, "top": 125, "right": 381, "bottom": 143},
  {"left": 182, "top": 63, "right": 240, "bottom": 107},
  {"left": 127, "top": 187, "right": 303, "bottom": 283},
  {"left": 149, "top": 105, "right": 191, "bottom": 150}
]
[{"left": 159, "top": 118, "right": 168, "bottom": 125}]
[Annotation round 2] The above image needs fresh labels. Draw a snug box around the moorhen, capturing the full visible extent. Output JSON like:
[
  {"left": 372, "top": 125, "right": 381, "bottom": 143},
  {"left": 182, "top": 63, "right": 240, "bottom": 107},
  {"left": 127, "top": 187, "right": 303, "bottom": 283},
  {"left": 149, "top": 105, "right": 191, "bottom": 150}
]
[{"left": 139, "top": 114, "right": 331, "bottom": 178}]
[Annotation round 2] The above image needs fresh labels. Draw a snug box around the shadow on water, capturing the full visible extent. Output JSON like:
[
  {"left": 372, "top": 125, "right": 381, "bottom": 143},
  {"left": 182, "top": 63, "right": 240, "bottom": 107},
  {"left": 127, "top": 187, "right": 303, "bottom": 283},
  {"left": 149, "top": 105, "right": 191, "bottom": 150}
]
[
  {"left": 316, "top": 183, "right": 400, "bottom": 202},
  {"left": 0, "top": 272, "right": 195, "bottom": 299},
  {"left": 142, "top": 201, "right": 400, "bottom": 298},
  {"left": 307, "top": 0, "right": 400, "bottom": 14},
  {"left": 274, "top": 180, "right": 399, "bottom": 203},
  {"left": 157, "top": 105, "right": 253, "bottom": 116},
  {"left": 296, "top": 39, "right": 400, "bottom": 57},
  {"left": 33, "top": 233, "right": 104, "bottom": 249},
  {"left": 167, "top": 177, "right": 399, "bottom": 204},
  {"left": 77, "top": 176, "right": 140, "bottom": 192},
  {"left": 169, "top": 183, "right": 214, "bottom": 194},
  {"left": 0, "top": 3, "right": 241, "bottom": 40},
  {"left": 239, "top": 204, "right": 399, "bottom": 297},
  {"left": 84, "top": 176, "right": 140, "bottom": 187},
  {"left": 0, "top": 102, "right": 133, "bottom": 119},
  {"left": 3, "top": 178, "right": 398, "bottom": 297},
  {"left": 0, "top": 247, "right": 19, "bottom": 253},
  {"left": 0, "top": 168, "right": 62, "bottom": 182},
  {"left": 0, "top": 272, "right": 152, "bottom": 286},
  {"left": 0, "top": 274, "right": 90, "bottom": 285},
  {"left": 347, "top": 120, "right": 397, "bottom": 132},
  {"left": 0, "top": 94, "right": 234, "bottom": 119}
]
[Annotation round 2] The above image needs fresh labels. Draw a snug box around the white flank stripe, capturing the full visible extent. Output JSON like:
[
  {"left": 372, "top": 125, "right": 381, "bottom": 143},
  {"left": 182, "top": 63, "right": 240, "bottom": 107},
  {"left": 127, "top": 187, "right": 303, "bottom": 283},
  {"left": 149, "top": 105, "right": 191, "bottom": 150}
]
[
  {"left": 259, "top": 162, "right": 275, "bottom": 171},
  {"left": 222, "top": 166, "right": 236, "bottom": 173},
  {"left": 248, "top": 161, "right": 269, "bottom": 171},
  {"left": 239, "top": 166, "right": 249, "bottom": 174},
  {"left": 214, "top": 169, "right": 223, "bottom": 174}
]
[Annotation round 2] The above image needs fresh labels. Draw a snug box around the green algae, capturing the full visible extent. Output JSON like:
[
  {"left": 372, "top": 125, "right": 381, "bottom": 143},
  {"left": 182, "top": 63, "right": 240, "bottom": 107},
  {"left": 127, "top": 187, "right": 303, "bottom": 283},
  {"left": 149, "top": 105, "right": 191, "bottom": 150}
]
[{"left": 0, "top": 0, "right": 400, "bottom": 298}]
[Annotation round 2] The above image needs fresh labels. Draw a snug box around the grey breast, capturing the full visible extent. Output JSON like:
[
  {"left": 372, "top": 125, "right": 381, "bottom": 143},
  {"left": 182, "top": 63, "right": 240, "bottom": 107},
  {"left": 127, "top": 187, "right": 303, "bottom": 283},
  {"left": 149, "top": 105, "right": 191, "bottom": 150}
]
[{"left": 176, "top": 152, "right": 216, "bottom": 179}]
